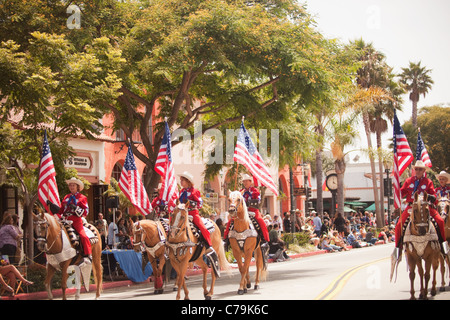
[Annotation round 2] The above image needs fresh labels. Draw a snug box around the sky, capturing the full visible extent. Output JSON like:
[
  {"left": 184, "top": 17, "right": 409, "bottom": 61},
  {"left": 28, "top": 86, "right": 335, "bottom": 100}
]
[{"left": 302, "top": 0, "right": 450, "bottom": 163}]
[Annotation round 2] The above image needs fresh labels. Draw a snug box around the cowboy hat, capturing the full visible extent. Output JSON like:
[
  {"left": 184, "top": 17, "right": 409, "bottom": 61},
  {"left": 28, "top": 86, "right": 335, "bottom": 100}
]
[
  {"left": 178, "top": 171, "right": 194, "bottom": 185},
  {"left": 241, "top": 174, "right": 253, "bottom": 181},
  {"left": 66, "top": 177, "right": 84, "bottom": 191},
  {"left": 413, "top": 160, "right": 427, "bottom": 169},
  {"left": 436, "top": 171, "right": 450, "bottom": 181}
]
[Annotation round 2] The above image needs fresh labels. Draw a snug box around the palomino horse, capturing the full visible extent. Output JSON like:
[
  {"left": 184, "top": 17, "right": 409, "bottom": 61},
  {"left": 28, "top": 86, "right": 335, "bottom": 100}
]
[
  {"left": 437, "top": 194, "right": 450, "bottom": 287},
  {"left": 227, "top": 190, "right": 267, "bottom": 295},
  {"left": 166, "top": 203, "right": 229, "bottom": 300},
  {"left": 131, "top": 219, "right": 167, "bottom": 294},
  {"left": 404, "top": 192, "right": 441, "bottom": 299},
  {"left": 34, "top": 212, "right": 103, "bottom": 300}
]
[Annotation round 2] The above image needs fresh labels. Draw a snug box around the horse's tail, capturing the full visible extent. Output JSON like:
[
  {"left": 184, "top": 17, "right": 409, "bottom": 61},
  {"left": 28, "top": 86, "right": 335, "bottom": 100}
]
[
  {"left": 258, "top": 246, "right": 268, "bottom": 281},
  {"left": 218, "top": 240, "right": 232, "bottom": 276}
]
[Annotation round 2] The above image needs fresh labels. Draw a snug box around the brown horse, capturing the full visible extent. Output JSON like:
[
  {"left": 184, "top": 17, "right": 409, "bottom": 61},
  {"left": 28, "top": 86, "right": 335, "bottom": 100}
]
[
  {"left": 437, "top": 194, "right": 450, "bottom": 288},
  {"left": 404, "top": 192, "right": 441, "bottom": 299},
  {"left": 166, "top": 203, "right": 230, "bottom": 300},
  {"left": 131, "top": 219, "right": 167, "bottom": 294},
  {"left": 227, "top": 190, "right": 267, "bottom": 295},
  {"left": 34, "top": 212, "right": 103, "bottom": 300}
]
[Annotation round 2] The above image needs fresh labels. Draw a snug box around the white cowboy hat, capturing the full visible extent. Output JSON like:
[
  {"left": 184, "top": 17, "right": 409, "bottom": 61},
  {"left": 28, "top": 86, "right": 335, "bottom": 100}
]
[
  {"left": 436, "top": 171, "right": 450, "bottom": 181},
  {"left": 178, "top": 171, "right": 194, "bottom": 185},
  {"left": 241, "top": 174, "right": 253, "bottom": 181},
  {"left": 66, "top": 177, "right": 84, "bottom": 191},
  {"left": 413, "top": 160, "right": 427, "bottom": 169}
]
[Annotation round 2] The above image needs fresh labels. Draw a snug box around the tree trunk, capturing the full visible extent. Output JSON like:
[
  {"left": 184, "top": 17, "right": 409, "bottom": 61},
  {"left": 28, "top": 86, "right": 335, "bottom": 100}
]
[
  {"left": 376, "top": 131, "right": 385, "bottom": 227},
  {"left": 335, "top": 159, "right": 346, "bottom": 217},
  {"left": 362, "top": 111, "right": 381, "bottom": 220},
  {"left": 315, "top": 148, "right": 323, "bottom": 217},
  {"left": 412, "top": 98, "right": 418, "bottom": 128}
]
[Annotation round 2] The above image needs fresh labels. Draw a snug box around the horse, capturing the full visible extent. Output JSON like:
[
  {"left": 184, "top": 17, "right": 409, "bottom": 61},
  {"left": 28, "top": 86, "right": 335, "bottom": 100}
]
[
  {"left": 34, "top": 212, "right": 103, "bottom": 300},
  {"left": 227, "top": 190, "right": 267, "bottom": 295},
  {"left": 437, "top": 194, "right": 450, "bottom": 287},
  {"left": 404, "top": 192, "right": 441, "bottom": 299},
  {"left": 131, "top": 219, "right": 167, "bottom": 294},
  {"left": 166, "top": 202, "right": 230, "bottom": 300}
]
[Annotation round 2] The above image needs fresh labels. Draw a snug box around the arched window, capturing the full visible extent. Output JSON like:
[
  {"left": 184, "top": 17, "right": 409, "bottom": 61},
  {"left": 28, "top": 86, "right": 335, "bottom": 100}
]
[{"left": 111, "top": 162, "right": 122, "bottom": 182}]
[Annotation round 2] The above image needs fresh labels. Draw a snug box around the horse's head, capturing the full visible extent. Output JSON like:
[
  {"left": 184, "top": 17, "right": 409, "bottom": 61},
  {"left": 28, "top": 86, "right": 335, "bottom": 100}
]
[
  {"left": 227, "top": 190, "right": 250, "bottom": 223},
  {"left": 33, "top": 212, "right": 50, "bottom": 252},
  {"left": 227, "top": 190, "right": 243, "bottom": 218},
  {"left": 411, "top": 192, "right": 431, "bottom": 236},
  {"left": 132, "top": 221, "right": 145, "bottom": 253},
  {"left": 169, "top": 203, "right": 188, "bottom": 240}
]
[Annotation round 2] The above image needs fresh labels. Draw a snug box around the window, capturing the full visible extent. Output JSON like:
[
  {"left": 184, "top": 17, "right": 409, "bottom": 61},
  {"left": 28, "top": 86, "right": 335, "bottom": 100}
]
[{"left": 112, "top": 162, "right": 122, "bottom": 182}]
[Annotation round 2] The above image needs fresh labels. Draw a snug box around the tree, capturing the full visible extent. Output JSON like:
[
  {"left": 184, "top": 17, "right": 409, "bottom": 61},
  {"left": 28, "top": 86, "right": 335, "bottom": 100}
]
[
  {"left": 351, "top": 39, "right": 393, "bottom": 226},
  {"left": 0, "top": 31, "right": 122, "bottom": 260},
  {"left": 399, "top": 61, "right": 434, "bottom": 128}
]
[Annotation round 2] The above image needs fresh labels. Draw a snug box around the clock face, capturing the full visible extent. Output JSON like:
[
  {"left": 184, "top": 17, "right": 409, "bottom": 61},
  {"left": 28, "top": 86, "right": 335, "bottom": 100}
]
[{"left": 326, "top": 174, "right": 338, "bottom": 190}]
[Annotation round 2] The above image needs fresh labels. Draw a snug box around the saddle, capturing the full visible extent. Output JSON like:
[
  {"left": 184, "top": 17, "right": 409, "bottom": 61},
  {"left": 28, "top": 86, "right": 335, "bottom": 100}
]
[
  {"left": 62, "top": 221, "right": 99, "bottom": 251},
  {"left": 403, "top": 219, "right": 440, "bottom": 257}
]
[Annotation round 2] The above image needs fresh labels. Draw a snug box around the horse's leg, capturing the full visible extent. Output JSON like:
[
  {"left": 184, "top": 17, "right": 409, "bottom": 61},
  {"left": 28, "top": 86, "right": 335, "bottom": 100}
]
[
  {"left": 156, "top": 254, "right": 166, "bottom": 294},
  {"left": 231, "top": 243, "right": 247, "bottom": 295},
  {"left": 92, "top": 242, "right": 103, "bottom": 299},
  {"left": 431, "top": 253, "right": 440, "bottom": 296},
  {"left": 254, "top": 246, "right": 262, "bottom": 290},
  {"left": 407, "top": 256, "right": 416, "bottom": 300},
  {"left": 416, "top": 259, "right": 425, "bottom": 299},
  {"left": 61, "top": 263, "right": 70, "bottom": 300},
  {"left": 197, "top": 257, "right": 213, "bottom": 300},
  {"left": 149, "top": 257, "right": 160, "bottom": 294},
  {"left": 423, "top": 257, "right": 432, "bottom": 299},
  {"left": 45, "top": 265, "right": 56, "bottom": 300},
  {"left": 240, "top": 249, "right": 253, "bottom": 294},
  {"left": 439, "top": 254, "right": 446, "bottom": 291}
]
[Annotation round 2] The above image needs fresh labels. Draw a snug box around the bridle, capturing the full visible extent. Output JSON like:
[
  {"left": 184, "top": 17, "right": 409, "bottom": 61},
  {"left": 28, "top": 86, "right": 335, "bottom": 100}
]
[{"left": 34, "top": 215, "right": 61, "bottom": 253}]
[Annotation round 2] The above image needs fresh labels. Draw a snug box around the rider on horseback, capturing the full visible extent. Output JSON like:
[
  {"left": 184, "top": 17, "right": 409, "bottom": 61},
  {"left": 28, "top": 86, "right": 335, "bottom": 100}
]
[
  {"left": 151, "top": 185, "right": 169, "bottom": 219},
  {"left": 57, "top": 177, "right": 92, "bottom": 265},
  {"left": 393, "top": 161, "right": 449, "bottom": 261},
  {"left": 435, "top": 171, "right": 450, "bottom": 200},
  {"left": 224, "top": 174, "right": 270, "bottom": 252},
  {"left": 178, "top": 171, "right": 216, "bottom": 257}
]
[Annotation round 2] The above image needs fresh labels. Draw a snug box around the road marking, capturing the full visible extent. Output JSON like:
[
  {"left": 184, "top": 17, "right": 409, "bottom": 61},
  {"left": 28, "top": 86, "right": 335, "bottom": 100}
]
[{"left": 314, "top": 256, "right": 389, "bottom": 300}]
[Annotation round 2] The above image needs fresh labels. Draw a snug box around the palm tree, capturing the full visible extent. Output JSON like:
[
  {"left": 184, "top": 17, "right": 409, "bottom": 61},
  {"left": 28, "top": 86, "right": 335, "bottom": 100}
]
[
  {"left": 351, "top": 39, "right": 392, "bottom": 226},
  {"left": 399, "top": 61, "right": 434, "bottom": 128},
  {"left": 328, "top": 112, "right": 359, "bottom": 217}
]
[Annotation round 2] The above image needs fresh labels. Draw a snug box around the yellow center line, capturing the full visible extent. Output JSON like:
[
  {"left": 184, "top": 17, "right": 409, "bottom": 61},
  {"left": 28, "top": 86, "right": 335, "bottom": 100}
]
[{"left": 314, "top": 256, "right": 389, "bottom": 300}]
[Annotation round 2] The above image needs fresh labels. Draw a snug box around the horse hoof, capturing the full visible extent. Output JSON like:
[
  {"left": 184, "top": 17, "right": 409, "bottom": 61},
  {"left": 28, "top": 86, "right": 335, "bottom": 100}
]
[
  {"left": 205, "top": 296, "right": 212, "bottom": 300},
  {"left": 254, "top": 285, "right": 259, "bottom": 290},
  {"left": 238, "top": 289, "right": 244, "bottom": 295},
  {"left": 246, "top": 283, "right": 251, "bottom": 289},
  {"left": 244, "top": 288, "right": 247, "bottom": 293},
  {"left": 440, "top": 287, "right": 445, "bottom": 292},
  {"left": 173, "top": 287, "right": 178, "bottom": 291}
]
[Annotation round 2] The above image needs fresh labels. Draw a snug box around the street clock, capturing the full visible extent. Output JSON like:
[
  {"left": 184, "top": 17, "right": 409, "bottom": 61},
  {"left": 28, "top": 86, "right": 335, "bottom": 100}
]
[{"left": 325, "top": 173, "right": 338, "bottom": 191}]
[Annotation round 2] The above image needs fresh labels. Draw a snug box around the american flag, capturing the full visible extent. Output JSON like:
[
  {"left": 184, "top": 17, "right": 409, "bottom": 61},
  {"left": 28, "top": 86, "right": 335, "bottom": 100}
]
[
  {"left": 38, "top": 131, "right": 61, "bottom": 212},
  {"left": 393, "top": 112, "right": 413, "bottom": 209},
  {"left": 119, "top": 144, "right": 152, "bottom": 215},
  {"left": 233, "top": 119, "right": 278, "bottom": 196},
  {"left": 154, "top": 121, "right": 178, "bottom": 211},
  {"left": 416, "top": 130, "right": 432, "bottom": 168}
]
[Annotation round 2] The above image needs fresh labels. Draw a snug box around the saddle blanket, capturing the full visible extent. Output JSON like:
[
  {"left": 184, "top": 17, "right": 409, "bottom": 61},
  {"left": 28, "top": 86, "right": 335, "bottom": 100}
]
[
  {"left": 188, "top": 216, "right": 215, "bottom": 238},
  {"left": 403, "top": 220, "right": 439, "bottom": 257},
  {"left": 63, "top": 222, "right": 99, "bottom": 248}
]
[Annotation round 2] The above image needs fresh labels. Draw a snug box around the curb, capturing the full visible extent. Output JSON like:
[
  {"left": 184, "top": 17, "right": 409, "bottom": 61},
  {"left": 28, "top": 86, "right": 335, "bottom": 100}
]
[{"left": 1, "top": 241, "right": 386, "bottom": 300}]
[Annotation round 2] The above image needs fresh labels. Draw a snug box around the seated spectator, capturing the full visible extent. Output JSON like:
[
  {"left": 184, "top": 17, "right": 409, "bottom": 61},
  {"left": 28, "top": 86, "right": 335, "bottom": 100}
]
[
  {"left": 365, "top": 227, "right": 377, "bottom": 245},
  {"left": 321, "top": 235, "right": 342, "bottom": 252},
  {"left": 347, "top": 229, "right": 361, "bottom": 248},
  {"left": 377, "top": 226, "right": 388, "bottom": 243},
  {"left": 331, "top": 230, "right": 349, "bottom": 251},
  {"left": 1, "top": 257, "right": 33, "bottom": 296},
  {"left": 269, "top": 224, "right": 289, "bottom": 261}
]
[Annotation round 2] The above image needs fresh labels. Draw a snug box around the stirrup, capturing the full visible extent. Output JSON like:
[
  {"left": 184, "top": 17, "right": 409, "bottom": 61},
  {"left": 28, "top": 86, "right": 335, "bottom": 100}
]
[
  {"left": 441, "top": 241, "right": 450, "bottom": 256},
  {"left": 205, "top": 248, "right": 220, "bottom": 278}
]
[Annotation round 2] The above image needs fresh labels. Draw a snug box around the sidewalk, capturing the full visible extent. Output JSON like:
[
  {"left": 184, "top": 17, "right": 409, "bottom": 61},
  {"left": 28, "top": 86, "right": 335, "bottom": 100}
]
[{"left": 1, "top": 241, "right": 386, "bottom": 300}]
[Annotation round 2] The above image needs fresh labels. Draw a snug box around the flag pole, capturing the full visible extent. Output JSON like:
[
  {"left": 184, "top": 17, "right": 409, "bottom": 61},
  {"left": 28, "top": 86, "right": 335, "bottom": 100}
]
[{"left": 234, "top": 116, "right": 245, "bottom": 190}]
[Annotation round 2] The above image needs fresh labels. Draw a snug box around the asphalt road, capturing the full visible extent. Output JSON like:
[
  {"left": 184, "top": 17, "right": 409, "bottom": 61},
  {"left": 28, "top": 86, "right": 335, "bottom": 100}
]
[{"left": 76, "top": 243, "right": 450, "bottom": 301}]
